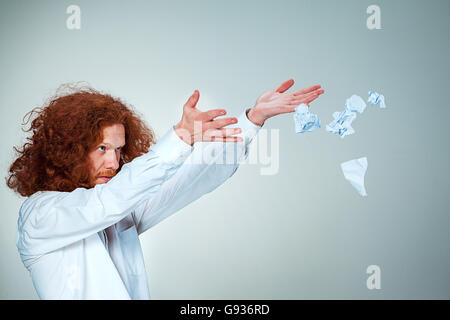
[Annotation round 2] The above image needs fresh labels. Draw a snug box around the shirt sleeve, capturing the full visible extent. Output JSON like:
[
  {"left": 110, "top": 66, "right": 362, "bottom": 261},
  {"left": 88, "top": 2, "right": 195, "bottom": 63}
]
[
  {"left": 132, "top": 109, "right": 261, "bottom": 234},
  {"left": 17, "top": 127, "right": 193, "bottom": 256}
]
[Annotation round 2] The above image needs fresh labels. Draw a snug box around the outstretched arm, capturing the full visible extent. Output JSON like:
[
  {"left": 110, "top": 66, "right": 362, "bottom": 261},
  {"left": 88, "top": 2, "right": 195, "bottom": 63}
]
[
  {"left": 133, "top": 79, "right": 324, "bottom": 234},
  {"left": 17, "top": 128, "right": 193, "bottom": 256},
  {"left": 132, "top": 109, "right": 260, "bottom": 234}
]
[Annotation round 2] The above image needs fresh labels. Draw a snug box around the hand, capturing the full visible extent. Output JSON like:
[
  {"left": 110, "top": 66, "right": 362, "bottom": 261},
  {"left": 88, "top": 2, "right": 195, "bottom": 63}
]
[
  {"left": 174, "top": 90, "right": 243, "bottom": 146},
  {"left": 247, "top": 79, "right": 324, "bottom": 126}
]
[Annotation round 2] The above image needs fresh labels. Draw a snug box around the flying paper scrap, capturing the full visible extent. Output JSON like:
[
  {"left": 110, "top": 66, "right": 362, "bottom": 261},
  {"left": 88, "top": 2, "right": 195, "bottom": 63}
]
[
  {"left": 346, "top": 94, "right": 367, "bottom": 113},
  {"left": 326, "top": 94, "right": 365, "bottom": 138},
  {"left": 368, "top": 91, "right": 386, "bottom": 109},
  {"left": 294, "top": 103, "right": 321, "bottom": 134},
  {"left": 340, "top": 157, "right": 368, "bottom": 196},
  {"left": 326, "top": 107, "right": 357, "bottom": 138}
]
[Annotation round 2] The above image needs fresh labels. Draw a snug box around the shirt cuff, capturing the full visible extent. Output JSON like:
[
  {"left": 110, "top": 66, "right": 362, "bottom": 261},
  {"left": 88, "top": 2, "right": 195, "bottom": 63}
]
[
  {"left": 235, "top": 108, "right": 262, "bottom": 143},
  {"left": 151, "top": 126, "right": 193, "bottom": 165}
]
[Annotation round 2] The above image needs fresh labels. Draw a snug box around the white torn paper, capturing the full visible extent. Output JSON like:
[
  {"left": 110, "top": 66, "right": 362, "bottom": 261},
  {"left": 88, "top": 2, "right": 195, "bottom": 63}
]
[
  {"left": 368, "top": 91, "right": 386, "bottom": 109},
  {"left": 326, "top": 94, "right": 365, "bottom": 138},
  {"left": 293, "top": 104, "right": 321, "bottom": 134},
  {"left": 340, "top": 157, "right": 368, "bottom": 196},
  {"left": 326, "top": 107, "right": 357, "bottom": 138},
  {"left": 346, "top": 94, "right": 367, "bottom": 113}
]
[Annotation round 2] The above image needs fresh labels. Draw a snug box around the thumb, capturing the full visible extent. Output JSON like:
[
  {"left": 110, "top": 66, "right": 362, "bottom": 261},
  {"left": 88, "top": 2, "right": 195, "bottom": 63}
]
[
  {"left": 184, "top": 90, "right": 199, "bottom": 108},
  {"left": 275, "top": 79, "right": 294, "bottom": 93}
]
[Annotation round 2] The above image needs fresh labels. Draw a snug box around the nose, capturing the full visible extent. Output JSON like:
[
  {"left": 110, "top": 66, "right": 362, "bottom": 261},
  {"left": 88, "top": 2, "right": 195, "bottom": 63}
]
[{"left": 105, "top": 150, "right": 120, "bottom": 171}]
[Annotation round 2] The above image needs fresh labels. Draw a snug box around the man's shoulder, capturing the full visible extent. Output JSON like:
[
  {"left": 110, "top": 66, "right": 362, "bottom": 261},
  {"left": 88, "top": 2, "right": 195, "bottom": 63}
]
[
  {"left": 20, "top": 187, "right": 97, "bottom": 219},
  {"left": 23, "top": 190, "right": 62, "bottom": 205},
  {"left": 20, "top": 191, "right": 65, "bottom": 220}
]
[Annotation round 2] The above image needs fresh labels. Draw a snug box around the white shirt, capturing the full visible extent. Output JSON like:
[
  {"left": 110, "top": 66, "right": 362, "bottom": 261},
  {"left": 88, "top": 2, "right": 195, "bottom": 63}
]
[{"left": 16, "top": 110, "right": 261, "bottom": 299}]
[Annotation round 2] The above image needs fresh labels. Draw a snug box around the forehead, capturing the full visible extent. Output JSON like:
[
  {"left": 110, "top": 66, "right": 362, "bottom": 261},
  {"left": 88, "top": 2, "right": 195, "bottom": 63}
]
[{"left": 100, "top": 123, "right": 126, "bottom": 145}]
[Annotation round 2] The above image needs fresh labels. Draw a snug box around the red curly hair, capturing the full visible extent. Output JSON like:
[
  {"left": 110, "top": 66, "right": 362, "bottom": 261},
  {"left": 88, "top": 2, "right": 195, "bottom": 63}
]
[{"left": 6, "top": 83, "right": 156, "bottom": 197}]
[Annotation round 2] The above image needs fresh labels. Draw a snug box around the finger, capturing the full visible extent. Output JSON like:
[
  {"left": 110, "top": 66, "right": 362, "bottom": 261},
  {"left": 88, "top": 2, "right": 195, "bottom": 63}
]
[
  {"left": 284, "top": 91, "right": 324, "bottom": 111},
  {"left": 301, "top": 91, "right": 323, "bottom": 103},
  {"left": 207, "top": 117, "right": 238, "bottom": 129},
  {"left": 292, "top": 85, "right": 322, "bottom": 96},
  {"left": 201, "top": 109, "right": 227, "bottom": 121},
  {"left": 292, "top": 89, "right": 324, "bottom": 103},
  {"left": 184, "top": 90, "right": 200, "bottom": 108},
  {"left": 275, "top": 79, "right": 295, "bottom": 93},
  {"left": 204, "top": 127, "right": 242, "bottom": 138},
  {"left": 207, "top": 136, "right": 244, "bottom": 143},
  {"left": 289, "top": 95, "right": 319, "bottom": 106}
]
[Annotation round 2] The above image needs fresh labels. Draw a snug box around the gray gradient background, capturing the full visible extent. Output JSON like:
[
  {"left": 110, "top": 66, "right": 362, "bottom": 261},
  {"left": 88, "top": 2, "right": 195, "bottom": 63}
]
[{"left": 0, "top": 0, "right": 449, "bottom": 299}]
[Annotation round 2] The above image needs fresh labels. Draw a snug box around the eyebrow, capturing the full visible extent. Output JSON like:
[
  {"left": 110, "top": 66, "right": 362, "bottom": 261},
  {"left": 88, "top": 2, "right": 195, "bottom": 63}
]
[{"left": 99, "top": 142, "right": 126, "bottom": 148}]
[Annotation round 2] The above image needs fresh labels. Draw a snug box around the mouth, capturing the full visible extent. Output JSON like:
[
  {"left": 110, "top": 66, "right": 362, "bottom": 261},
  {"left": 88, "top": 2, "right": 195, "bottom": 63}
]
[{"left": 98, "top": 176, "right": 113, "bottom": 182}]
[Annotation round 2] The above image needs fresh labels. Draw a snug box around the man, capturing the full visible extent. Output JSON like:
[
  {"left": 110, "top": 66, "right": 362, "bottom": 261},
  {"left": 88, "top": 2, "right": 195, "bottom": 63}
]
[{"left": 7, "top": 79, "right": 323, "bottom": 299}]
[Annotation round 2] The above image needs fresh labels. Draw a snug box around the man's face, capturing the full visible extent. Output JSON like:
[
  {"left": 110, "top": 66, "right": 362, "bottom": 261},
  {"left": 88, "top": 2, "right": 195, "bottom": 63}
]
[{"left": 87, "top": 123, "right": 125, "bottom": 185}]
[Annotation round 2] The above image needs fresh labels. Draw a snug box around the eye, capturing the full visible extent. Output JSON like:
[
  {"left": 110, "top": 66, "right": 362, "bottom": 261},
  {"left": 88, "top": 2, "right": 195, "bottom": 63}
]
[
  {"left": 98, "top": 146, "right": 106, "bottom": 151},
  {"left": 116, "top": 147, "right": 122, "bottom": 151}
]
